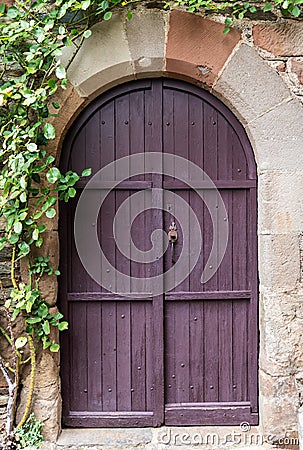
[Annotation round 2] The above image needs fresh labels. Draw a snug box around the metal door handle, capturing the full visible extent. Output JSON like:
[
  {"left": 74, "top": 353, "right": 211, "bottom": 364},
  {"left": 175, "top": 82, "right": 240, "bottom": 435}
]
[{"left": 168, "top": 222, "right": 178, "bottom": 244}]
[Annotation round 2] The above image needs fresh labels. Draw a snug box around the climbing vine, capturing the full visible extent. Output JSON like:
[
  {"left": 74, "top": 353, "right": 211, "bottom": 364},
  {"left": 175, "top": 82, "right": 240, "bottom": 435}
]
[{"left": 0, "top": 0, "right": 302, "bottom": 446}]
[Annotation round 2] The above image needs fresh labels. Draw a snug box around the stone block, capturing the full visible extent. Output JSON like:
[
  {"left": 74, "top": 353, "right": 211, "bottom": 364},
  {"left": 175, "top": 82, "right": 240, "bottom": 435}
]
[
  {"left": 253, "top": 22, "right": 303, "bottom": 56},
  {"left": 258, "top": 170, "right": 303, "bottom": 234},
  {"left": 259, "top": 291, "right": 303, "bottom": 375},
  {"left": 215, "top": 44, "right": 291, "bottom": 124},
  {"left": 247, "top": 98, "right": 303, "bottom": 170},
  {"left": 62, "top": 15, "right": 134, "bottom": 98},
  {"left": 166, "top": 11, "right": 241, "bottom": 87},
  {"left": 17, "top": 352, "right": 61, "bottom": 442},
  {"left": 125, "top": 9, "right": 166, "bottom": 75},
  {"left": 258, "top": 233, "right": 300, "bottom": 291},
  {"left": 259, "top": 369, "right": 298, "bottom": 441},
  {"left": 289, "top": 58, "right": 303, "bottom": 85}
]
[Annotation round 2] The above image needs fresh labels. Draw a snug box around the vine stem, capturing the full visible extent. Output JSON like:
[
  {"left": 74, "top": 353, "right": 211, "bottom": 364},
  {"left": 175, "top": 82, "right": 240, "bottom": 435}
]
[
  {"left": 11, "top": 245, "right": 18, "bottom": 290},
  {"left": 16, "top": 333, "right": 36, "bottom": 430},
  {"left": 0, "top": 280, "right": 19, "bottom": 436},
  {"left": 0, "top": 356, "right": 15, "bottom": 435}
]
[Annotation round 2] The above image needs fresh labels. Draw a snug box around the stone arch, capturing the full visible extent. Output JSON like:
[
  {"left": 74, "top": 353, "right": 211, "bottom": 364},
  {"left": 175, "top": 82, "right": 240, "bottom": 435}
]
[{"left": 41, "top": 8, "right": 303, "bottom": 444}]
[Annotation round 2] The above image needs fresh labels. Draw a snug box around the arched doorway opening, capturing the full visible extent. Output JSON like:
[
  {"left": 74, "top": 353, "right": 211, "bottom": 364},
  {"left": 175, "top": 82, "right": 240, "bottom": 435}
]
[{"left": 59, "top": 78, "right": 258, "bottom": 427}]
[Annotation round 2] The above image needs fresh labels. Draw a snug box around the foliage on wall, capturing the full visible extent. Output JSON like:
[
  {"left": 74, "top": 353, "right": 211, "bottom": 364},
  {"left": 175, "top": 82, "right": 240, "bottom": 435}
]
[{"left": 0, "top": 0, "right": 301, "bottom": 447}]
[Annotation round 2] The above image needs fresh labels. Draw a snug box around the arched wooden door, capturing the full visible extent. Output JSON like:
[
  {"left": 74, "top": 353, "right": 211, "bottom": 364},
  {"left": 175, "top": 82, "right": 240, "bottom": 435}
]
[{"left": 59, "top": 79, "right": 258, "bottom": 427}]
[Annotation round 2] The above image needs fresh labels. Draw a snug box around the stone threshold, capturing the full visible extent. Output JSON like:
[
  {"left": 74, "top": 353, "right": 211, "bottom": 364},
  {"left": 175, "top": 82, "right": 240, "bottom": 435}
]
[{"left": 52, "top": 425, "right": 286, "bottom": 449}]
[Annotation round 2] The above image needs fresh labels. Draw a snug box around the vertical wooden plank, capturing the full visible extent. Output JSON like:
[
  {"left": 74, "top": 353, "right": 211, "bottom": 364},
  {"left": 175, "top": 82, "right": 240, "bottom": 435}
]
[
  {"left": 217, "top": 190, "right": 233, "bottom": 291},
  {"left": 217, "top": 113, "right": 231, "bottom": 181},
  {"left": 232, "top": 300, "right": 248, "bottom": 402},
  {"left": 232, "top": 131, "right": 247, "bottom": 181},
  {"left": 149, "top": 79, "right": 164, "bottom": 426},
  {"left": 188, "top": 97, "right": 204, "bottom": 294},
  {"left": 131, "top": 302, "right": 147, "bottom": 411},
  {"left": 116, "top": 301, "right": 131, "bottom": 411},
  {"left": 189, "top": 301, "right": 204, "bottom": 402},
  {"left": 145, "top": 302, "right": 154, "bottom": 411},
  {"left": 188, "top": 94, "right": 203, "bottom": 173},
  {"left": 115, "top": 94, "right": 131, "bottom": 294},
  {"left": 70, "top": 303, "right": 88, "bottom": 411},
  {"left": 217, "top": 114, "right": 233, "bottom": 291},
  {"left": 85, "top": 113, "right": 102, "bottom": 293},
  {"left": 87, "top": 303, "right": 102, "bottom": 411},
  {"left": 70, "top": 127, "right": 86, "bottom": 173},
  {"left": 102, "top": 302, "right": 117, "bottom": 411},
  {"left": 204, "top": 300, "right": 219, "bottom": 402},
  {"left": 203, "top": 103, "right": 218, "bottom": 181},
  {"left": 129, "top": 89, "right": 147, "bottom": 287},
  {"left": 164, "top": 302, "right": 176, "bottom": 404},
  {"left": 174, "top": 302, "right": 190, "bottom": 403},
  {"left": 232, "top": 189, "right": 247, "bottom": 290},
  {"left": 218, "top": 301, "right": 233, "bottom": 402},
  {"left": 100, "top": 102, "right": 116, "bottom": 292},
  {"left": 162, "top": 85, "right": 174, "bottom": 290}
]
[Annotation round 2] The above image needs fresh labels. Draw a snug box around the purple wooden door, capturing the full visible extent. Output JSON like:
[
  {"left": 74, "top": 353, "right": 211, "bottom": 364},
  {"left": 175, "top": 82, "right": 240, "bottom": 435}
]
[{"left": 59, "top": 79, "right": 258, "bottom": 427}]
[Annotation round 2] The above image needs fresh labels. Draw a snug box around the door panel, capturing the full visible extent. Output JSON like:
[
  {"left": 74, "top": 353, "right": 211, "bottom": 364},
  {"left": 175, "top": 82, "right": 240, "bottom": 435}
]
[{"left": 60, "top": 78, "right": 258, "bottom": 427}]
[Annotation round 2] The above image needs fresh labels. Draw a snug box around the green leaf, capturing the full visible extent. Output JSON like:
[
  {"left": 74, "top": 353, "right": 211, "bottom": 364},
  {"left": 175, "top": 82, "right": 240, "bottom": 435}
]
[
  {"left": 68, "top": 187, "right": 76, "bottom": 197},
  {"left": 263, "top": 2, "right": 272, "bottom": 11},
  {"left": 9, "top": 234, "right": 19, "bottom": 244},
  {"left": 14, "top": 222, "right": 22, "bottom": 234},
  {"left": 56, "top": 65, "right": 66, "bottom": 80},
  {"left": 26, "top": 317, "right": 42, "bottom": 324},
  {"left": 50, "top": 343, "right": 60, "bottom": 352},
  {"left": 55, "top": 270, "right": 60, "bottom": 276},
  {"left": 20, "top": 177, "right": 26, "bottom": 190},
  {"left": 223, "top": 27, "right": 230, "bottom": 34},
  {"left": 249, "top": 6, "right": 257, "bottom": 12},
  {"left": 20, "top": 192, "right": 27, "bottom": 203},
  {"left": 0, "top": 3, "right": 5, "bottom": 14},
  {"left": 54, "top": 312, "right": 64, "bottom": 320},
  {"left": 18, "top": 241, "right": 30, "bottom": 255},
  {"left": 15, "top": 336, "right": 28, "bottom": 349},
  {"left": 81, "top": 0, "right": 90, "bottom": 9},
  {"left": 292, "top": 5, "right": 301, "bottom": 16},
  {"left": 46, "top": 208, "right": 56, "bottom": 218},
  {"left": 46, "top": 167, "right": 61, "bottom": 183},
  {"left": 44, "top": 123, "right": 56, "bottom": 140},
  {"left": 52, "top": 101, "right": 60, "bottom": 109},
  {"left": 36, "top": 237, "right": 43, "bottom": 247},
  {"left": 126, "top": 11, "right": 133, "bottom": 20},
  {"left": 0, "top": 238, "right": 6, "bottom": 251},
  {"left": 32, "top": 228, "right": 39, "bottom": 240},
  {"left": 58, "top": 321, "right": 68, "bottom": 331},
  {"left": 104, "top": 11, "right": 112, "bottom": 20},
  {"left": 82, "top": 168, "right": 92, "bottom": 177},
  {"left": 38, "top": 303, "right": 49, "bottom": 318},
  {"left": 42, "top": 337, "right": 51, "bottom": 349},
  {"left": 7, "top": 6, "right": 19, "bottom": 18},
  {"left": 83, "top": 29, "right": 92, "bottom": 38},
  {"left": 42, "top": 320, "right": 50, "bottom": 335}
]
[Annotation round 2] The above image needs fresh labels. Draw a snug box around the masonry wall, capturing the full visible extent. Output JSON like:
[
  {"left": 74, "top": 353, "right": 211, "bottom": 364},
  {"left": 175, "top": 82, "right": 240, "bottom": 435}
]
[{"left": 1, "top": 4, "right": 303, "bottom": 448}]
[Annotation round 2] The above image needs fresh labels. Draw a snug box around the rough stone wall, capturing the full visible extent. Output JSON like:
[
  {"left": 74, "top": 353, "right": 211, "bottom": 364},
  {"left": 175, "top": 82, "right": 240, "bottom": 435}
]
[{"left": 1, "top": 5, "right": 303, "bottom": 449}]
